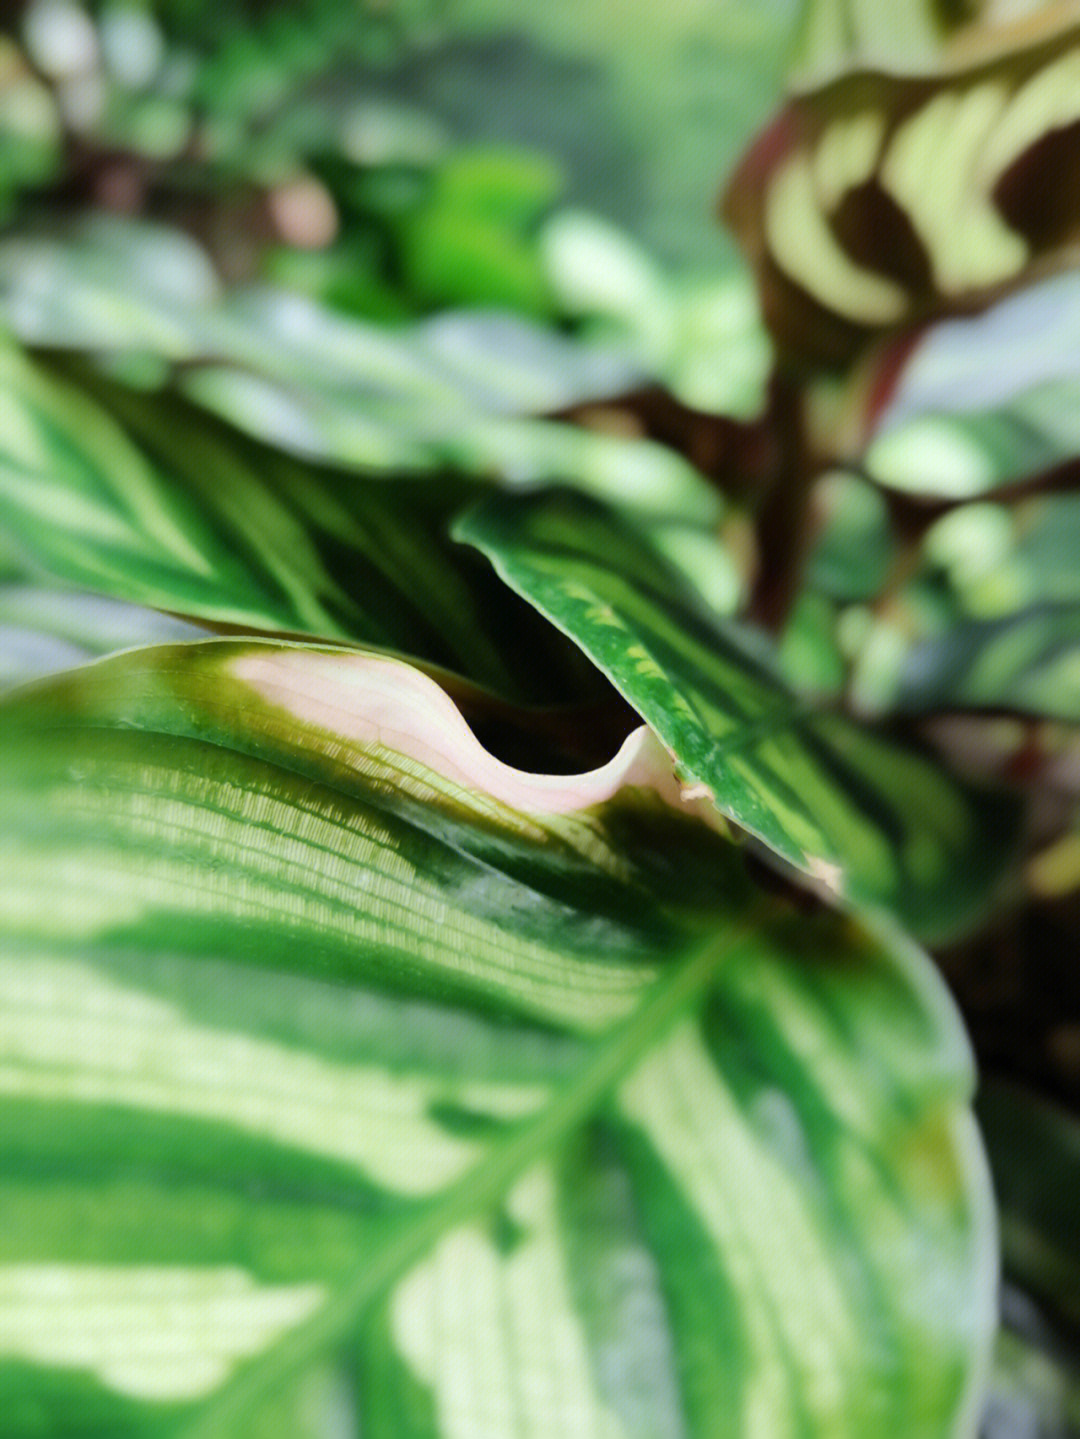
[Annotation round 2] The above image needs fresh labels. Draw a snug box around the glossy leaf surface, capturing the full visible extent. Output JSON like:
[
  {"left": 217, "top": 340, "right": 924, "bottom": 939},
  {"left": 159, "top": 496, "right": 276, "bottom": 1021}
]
[
  {"left": 459, "top": 489, "right": 1019, "bottom": 939},
  {"left": 0, "top": 342, "right": 597, "bottom": 701},
  {"left": 0, "top": 218, "right": 722, "bottom": 522},
  {"left": 0, "top": 640, "right": 995, "bottom": 1437}
]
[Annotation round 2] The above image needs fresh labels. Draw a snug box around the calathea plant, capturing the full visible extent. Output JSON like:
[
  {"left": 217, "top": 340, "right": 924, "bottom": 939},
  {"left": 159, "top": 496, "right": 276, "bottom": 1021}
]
[{"left": 1, "top": 0, "right": 1079, "bottom": 1435}]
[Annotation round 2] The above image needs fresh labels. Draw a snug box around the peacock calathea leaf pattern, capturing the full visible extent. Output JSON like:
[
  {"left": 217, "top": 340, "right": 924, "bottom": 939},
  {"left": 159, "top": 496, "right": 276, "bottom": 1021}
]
[
  {"left": 788, "top": 0, "right": 1080, "bottom": 90},
  {"left": 724, "top": 4, "right": 1080, "bottom": 369},
  {"left": 0, "top": 337, "right": 605, "bottom": 704},
  {"left": 0, "top": 639, "right": 995, "bottom": 1438}
]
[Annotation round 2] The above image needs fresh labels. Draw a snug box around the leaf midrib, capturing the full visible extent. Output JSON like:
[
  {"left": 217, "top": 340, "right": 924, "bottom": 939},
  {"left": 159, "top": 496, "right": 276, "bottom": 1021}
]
[{"left": 178, "top": 915, "right": 754, "bottom": 1439}]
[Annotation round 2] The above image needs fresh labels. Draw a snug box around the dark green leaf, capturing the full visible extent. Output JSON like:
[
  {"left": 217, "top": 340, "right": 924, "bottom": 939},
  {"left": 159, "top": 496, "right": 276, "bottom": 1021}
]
[
  {"left": 0, "top": 342, "right": 593, "bottom": 700},
  {"left": 977, "top": 1080, "right": 1080, "bottom": 1333},
  {"left": 458, "top": 488, "right": 1020, "bottom": 939}
]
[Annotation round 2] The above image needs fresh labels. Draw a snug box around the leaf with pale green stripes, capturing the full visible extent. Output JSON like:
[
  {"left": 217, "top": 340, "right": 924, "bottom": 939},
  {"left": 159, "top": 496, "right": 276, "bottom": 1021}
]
[
  {"left": 0, "top": 342, "right": 596, "bottom": 701},
  {"left": 0, "top": 640, "right": 995, "bottom": 1436},
  {"left": 789, "top": 0, "right": 1078, "bottom": 89},
  {"left": 725, "top": 9, "right": 1080, "bottom": 370},
  {"left": 458, "top": 489, "right": 1020, "bottom": 939}
]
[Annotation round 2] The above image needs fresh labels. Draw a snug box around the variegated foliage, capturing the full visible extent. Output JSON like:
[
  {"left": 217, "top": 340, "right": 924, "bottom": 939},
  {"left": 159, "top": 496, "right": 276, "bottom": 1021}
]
[
  {"left": 5, "top": 0, "right": 1079, "bottom": 1434},
  {"left": 727, "top": 1, "right": 1080, "bottom": 368},
  {"left": 0, "top": 642, "right": 995, "bottom": 1438}
]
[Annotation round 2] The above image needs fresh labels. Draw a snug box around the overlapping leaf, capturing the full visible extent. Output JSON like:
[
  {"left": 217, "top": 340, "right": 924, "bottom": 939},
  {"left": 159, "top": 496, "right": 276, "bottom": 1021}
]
[
  {"left": 725, "top": 9, "right": 1080, "bottom": 370},
  {"left": 847, "top": 492, "right": 1080, "bottom": 719},
  {"left": 458, "top": 489, "right": 1020, "bottom": 939},
  {"left": 0, "top": 583, "right": 208, "bottom": 690},
  {"left": 0, "top": 640, "right": 995, "bottom": 1436},
  {"left": 789, "top": 0, "right": 1080, "bottom": 89},
  {"left": 0, "top": 217, "right": 722, "bottom": 522},
  {"left": 975, "top": 1082, "right": 1080, "bottom": 1437},
  {"left": 885, "top": 604, "right": 1080, "bottom": 722},
  {"left": 977, "top": 1081, "right": 1080, "bottom": 1333},
  {"left": 0, "top": 341, "right": 602, "bottom": 701}
]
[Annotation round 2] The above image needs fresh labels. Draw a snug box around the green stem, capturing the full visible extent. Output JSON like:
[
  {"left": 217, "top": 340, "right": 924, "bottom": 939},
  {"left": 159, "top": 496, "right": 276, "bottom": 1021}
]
[{"left": 180, "top": 919, "right": 747, "bottom": 1438}]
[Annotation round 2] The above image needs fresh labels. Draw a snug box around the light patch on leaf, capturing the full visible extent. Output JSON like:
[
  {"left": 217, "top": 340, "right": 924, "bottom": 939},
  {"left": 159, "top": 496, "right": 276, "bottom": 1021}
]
[
  {"left": 765, "top": 154, "right": 908, "bottom": 324},
  {"left": 977, "top": 45, "right": 1080, "bottom": 189},
  {"left": 0, "top": 956, "right": 549, "bottom": 1193},
  {"left": 806, "top": 854, "right": 846, "bottom": 895},
  {"left": 623, "top": 642, "right": 668, "bottom": 681},
  {"left": 880, "top": 81, "right": 1028, "bottom": 294},
  {"left": 391, "top": 1166, "right": 629, "bottom": 1439},
  {"left": 0, "top": 1264, "right": 324, "bottom": 1400},
  {"left": 812, "top": 109, "right": 886, "bottom": 213},
  {"left": 620, "top": 1021, "right": 860, "bottom": 1438}
]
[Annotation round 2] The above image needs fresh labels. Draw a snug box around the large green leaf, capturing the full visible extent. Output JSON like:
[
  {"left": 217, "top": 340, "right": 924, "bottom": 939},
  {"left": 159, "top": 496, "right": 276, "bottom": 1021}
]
[
  {"left": 0, "top": 640, "right": 994, "bottom": 1436},
  {"left": 458, "top": 489, "right": 1020, "bottom": 939}
]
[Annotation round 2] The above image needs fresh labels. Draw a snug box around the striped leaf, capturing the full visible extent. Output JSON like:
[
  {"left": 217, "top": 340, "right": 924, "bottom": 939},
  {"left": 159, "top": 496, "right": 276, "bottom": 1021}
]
[
  {"left": 457, "top": 489, "right": 1020, "bottom": 939},
  {"left": 790, "top": 0, "right": 1080, "bottom": 89},
  {"left": 0, "top": 640, "right": 995, "bottom": 1436},
  {"left": 725, "top": 10, "right": 1080, "bottom": 369},
  {"left": 0, "top": 342, "right": 594, "bottom": 701}
]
